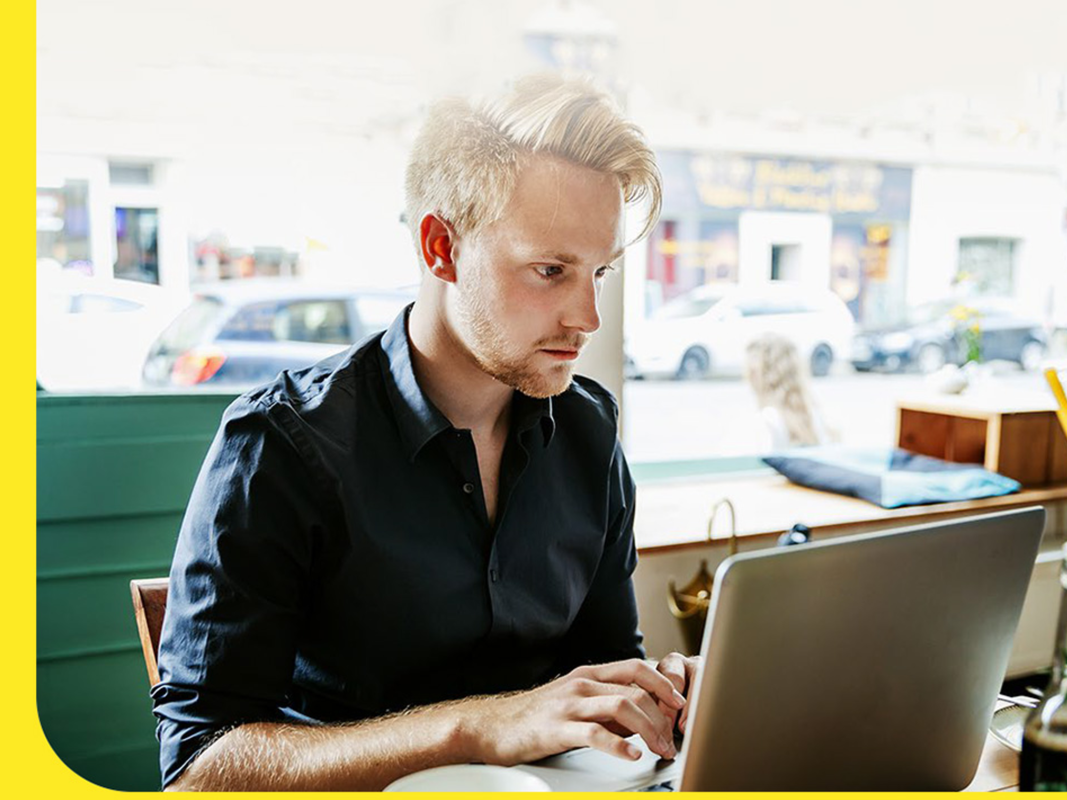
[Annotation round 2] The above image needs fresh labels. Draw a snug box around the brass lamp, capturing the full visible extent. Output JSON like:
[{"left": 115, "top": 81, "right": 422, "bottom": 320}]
[{"left": 667, "top": 498, "right": 738, "bottom": 655}]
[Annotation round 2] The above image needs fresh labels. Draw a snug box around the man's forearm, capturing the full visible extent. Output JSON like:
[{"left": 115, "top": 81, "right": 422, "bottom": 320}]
[
  {"left": 166, "top": 659, "right": 689, "bottom": 791},
  {"left": 166, "top": 701, "right": 478, "bottom": 792}
]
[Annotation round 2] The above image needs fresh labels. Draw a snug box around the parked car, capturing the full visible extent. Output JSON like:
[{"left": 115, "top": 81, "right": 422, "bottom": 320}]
[
  {"left": 850, "top": 298, "right": 1047, "bottom": 374},
  {"left": 625, "top": 282, "right": 855, "bottom": 380},
  {"left": 142, "top": 280, "right": 416, "bottom": 388},
  {"left": 37, "top": 274, "right": 190, "bottom": 391}
]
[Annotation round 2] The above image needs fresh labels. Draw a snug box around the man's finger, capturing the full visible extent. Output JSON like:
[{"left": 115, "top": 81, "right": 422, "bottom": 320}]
[
  {"left": 566, "top": 721, "right": 642, "bottom": 761},
  {"left": 579, "top": 693, "right": 677, "bottom": 760},
  {"left": 682, "top": 654, "right": 702, "bottom": 700},
  {"left": 591, "top": 681, "right": 676, "bottom": 748},
  {"left": 580, "top": 660, "right": 685, "bottom": 709},
  {"left": 677, "top": 655, "right": 702, "bottom": 734},
  {"left": 656, "top": 653, "right": 688, "bottom": 694},
  {"left": 656, "top": 699, "right": 680, "bottom": 738}
]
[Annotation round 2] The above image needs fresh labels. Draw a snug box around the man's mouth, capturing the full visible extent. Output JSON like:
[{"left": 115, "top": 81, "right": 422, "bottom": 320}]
[{"left": 541, "top": 348, "right": 580, "bottom": 361}]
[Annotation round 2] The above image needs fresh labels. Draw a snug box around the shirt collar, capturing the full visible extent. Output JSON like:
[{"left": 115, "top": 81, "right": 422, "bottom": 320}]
[
  {"left": 512, "top": 390, "right": 556, "bottom": 448},
  {"left": 379, "top": 305, "right": 557, "bottom": 461},
  {"left": 379, "top": 305, "right": 452, "bottom": 462}
]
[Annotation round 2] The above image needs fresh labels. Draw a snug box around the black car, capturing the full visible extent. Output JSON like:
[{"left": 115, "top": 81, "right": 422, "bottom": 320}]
[
  {"left": 143, "top": 280, "right": 416, "bottom": 387},
  {"left": 850, "top": 299, "right": 1047, "bottom": 374}
]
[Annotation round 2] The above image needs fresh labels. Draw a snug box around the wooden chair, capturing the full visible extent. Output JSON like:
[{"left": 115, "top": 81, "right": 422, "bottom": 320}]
[{"left": 130, "top": 577, "right": 169, "bottom": 686}]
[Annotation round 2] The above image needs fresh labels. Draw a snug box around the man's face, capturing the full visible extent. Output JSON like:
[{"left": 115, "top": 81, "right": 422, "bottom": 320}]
[{"left": 448, "top": 154, "right": 625, "bottom": 399}]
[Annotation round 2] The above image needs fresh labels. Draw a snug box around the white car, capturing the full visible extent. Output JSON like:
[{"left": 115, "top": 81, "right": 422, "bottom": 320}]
[
  {"left": 625, "top": 282, "right": 855, "bottom": 379},
  {"left": 37, "top": 274, "right": 190, "bottom": 391}
]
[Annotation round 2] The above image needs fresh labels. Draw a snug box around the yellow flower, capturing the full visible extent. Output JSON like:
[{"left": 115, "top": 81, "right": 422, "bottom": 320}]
[{"left": 949, "top": 304, "right": 981, "bottom": 323}]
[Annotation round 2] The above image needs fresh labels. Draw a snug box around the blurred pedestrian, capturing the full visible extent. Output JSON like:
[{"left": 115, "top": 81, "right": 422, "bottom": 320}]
[{"left": 744, "top": 333, "right": 835, "bottom": 449}]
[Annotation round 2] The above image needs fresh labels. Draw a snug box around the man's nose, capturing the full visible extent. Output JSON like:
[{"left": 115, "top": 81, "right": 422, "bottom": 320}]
[{"left": 563, "top": 277, "right": 602, "bottom": 335}]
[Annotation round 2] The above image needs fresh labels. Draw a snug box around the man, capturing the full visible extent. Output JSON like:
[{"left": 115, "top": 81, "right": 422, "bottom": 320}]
[{"left": 153, "top": 74, "right": 699, "bottom": 791}]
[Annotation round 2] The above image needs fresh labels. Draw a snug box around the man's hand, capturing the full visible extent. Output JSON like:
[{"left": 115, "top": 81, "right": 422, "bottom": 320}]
[
  {"left": 461, "top": 659, "right": 686, "bottom": 766},
  {"left": 654, "top": 652, "right": 702, "bottom": 734},
  {"left": 165, "top": 658, "right": 692, "bottom": 791}
]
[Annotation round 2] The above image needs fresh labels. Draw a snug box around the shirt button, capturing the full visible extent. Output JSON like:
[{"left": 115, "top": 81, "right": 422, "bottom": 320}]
[
  {"left": 462, "top": 482, "right": 475, "bottom": 494},
  {"left": 490, "top": 568, "right": 499, "bottom": 583}
]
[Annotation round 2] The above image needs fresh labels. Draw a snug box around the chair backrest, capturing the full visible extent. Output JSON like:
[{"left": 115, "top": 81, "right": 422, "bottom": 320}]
[{"left": 130, "top": 577, "right": 169, "bottom": 686}]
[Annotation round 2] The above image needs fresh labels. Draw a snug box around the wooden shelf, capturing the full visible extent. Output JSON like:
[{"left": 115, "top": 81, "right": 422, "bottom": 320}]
[{"left": 896, "top": 392, "right": 1067, "bottom": 487}]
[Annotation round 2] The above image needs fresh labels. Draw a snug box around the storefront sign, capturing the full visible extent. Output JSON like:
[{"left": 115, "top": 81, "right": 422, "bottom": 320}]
[{"left": 658, "top": 151, "right": 912, "bottom": 222}]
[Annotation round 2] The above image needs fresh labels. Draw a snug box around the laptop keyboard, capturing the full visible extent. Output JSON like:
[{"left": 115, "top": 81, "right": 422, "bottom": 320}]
[{"left": 639, "top": 781, "right": 676, "bottom": 791}]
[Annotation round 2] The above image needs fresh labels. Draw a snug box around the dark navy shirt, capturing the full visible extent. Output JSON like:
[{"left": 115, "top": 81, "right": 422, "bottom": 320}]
[{"left": 151, "top": 306, "right": 644, "bottom": 787}]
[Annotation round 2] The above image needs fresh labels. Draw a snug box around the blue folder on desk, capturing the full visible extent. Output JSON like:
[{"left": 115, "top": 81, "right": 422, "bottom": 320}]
[{"left": 762, "top": 446, "right": 1021, "bottom": 508}]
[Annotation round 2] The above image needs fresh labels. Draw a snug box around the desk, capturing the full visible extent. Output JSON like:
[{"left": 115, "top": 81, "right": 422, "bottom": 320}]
[{"left": 966, "top": 735, "right": 1018, "bottom": 792}]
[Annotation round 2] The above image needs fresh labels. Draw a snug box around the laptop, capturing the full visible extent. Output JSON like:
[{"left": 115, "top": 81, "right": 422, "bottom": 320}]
[{"left": 514, "top": 506, "right": 1045, "bottom": 791}]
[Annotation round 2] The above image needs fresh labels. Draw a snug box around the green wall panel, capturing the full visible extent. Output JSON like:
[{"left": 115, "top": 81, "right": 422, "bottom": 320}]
[
  {"left": 38, "top": 513, "right": 183, "bottom": 577},
  {"left": 64, "top": 743, "right": 165, "bottom": 792},
  {"left": 38, "top": 571, "right": 167, "bottom": 661},
  {"left": 37, "top": 392, "right": 235, "bottom": 791},
  {"left": 38, "top": 651, "right": 156, "bottom": 751},
  {"left": 37, "top": 437, "right": 215, "bottom": 522},
  {"left": 37, "top": 392, "right": 235, "bottom": 443}
]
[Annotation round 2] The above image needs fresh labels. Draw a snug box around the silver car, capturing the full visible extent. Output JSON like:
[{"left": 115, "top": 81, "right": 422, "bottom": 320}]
[{"left": 142, "top": 279, "right": 416, "bottom": 388}]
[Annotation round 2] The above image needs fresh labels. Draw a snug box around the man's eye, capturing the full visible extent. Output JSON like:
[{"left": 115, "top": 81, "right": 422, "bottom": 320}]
[
  {"left": 595, "top": 265, "right": 615, "bottom": 279},
  {"left": 538, "top": 265, "right": 564, "bottom": 279}
]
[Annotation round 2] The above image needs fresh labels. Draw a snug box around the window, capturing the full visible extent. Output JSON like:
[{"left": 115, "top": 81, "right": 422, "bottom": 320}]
[
  {"left": 274, "top": 300, "right": 352, "bottom": 344},
  {"left": 153, "top": 298, "right": 226, "bottom": 353},
  {"left": 108, "top": 163, "right": 154, "bottom": 186},
  {"left": 70, "top": 294, "right": 143, "bottom": 314},
  {"left": 217, "top": 299, "right": 354, "bottom": 345},
  {"left": 217, "top": 302, "right": 279, "bottom": 342},
  {"left": 37, "top": 180, "right": 92, "bottom": 273},
  {"left": 114, "top": 207, "right": 159, "bottom": 284},
  {"left": 652, "top": 290, "right": 724, "bottom": 320},
  {"left": 624, "top": 133, "right": 1055, "bottom": 477},
  {"left": 770, "top": 244, "right": 801, "bottom": 281},
  {"left": 957, "top": 238, "right": 1017, "bottom": 296}
]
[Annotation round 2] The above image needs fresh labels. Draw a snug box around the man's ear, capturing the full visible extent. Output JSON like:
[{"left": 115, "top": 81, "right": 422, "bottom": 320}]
[{"left": 419, "top": 214, "right": 458, "bottom": 283}]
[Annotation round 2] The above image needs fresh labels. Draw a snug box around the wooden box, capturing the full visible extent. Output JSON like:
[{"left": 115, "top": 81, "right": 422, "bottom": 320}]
[{"left": 896, "top": 393, "right": 1067, "bottom": 487}]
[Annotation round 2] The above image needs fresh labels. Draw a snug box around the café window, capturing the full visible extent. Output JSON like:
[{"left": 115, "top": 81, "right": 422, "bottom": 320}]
[{"left": 622, "top": 155, "right": 921, "bottom": 466}]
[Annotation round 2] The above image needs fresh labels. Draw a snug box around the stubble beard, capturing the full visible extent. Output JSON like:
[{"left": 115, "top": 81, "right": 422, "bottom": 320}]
[{"left": 455, "top": 284, "right": 582, "bottom": 399}]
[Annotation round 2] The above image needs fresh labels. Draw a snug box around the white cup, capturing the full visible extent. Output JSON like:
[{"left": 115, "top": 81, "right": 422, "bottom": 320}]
[{"left": 384, "top": 764, "right": 551, "bottom": 792}]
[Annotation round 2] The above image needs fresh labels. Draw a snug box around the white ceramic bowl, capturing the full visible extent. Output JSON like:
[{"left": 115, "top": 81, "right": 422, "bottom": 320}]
[{"left": 384, "top": 764, "right": 551, "bottom": 792}]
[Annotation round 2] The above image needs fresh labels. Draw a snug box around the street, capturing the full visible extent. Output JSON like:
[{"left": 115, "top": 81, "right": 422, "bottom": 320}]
[{"left": 621, "top": 365, "right": 1050, "bottom": 463}]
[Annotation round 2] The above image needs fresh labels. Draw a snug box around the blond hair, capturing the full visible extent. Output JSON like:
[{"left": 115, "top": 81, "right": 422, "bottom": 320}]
[
  {"left": 744, "top": 334, "right": 822, "bottom": 447},
  {"left": 404, "top": 73, "right": 661, "bottom": 250}
]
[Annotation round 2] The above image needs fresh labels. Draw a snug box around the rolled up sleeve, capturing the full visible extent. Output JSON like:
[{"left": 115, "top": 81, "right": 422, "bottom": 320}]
[{"left": 151, "top": 397, "right": 327, "bottom": 788}]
